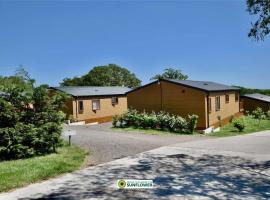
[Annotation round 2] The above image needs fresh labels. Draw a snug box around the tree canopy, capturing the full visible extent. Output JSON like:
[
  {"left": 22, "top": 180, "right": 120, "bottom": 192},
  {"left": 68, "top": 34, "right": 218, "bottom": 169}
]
[
  {"left": 247, "top": 0, "right": 270, "bottom": 41},
  {"left": 61, "top": 64, "right": 141, "bottom": 88},
  {"left": 150, "top": 68, "right": 188, "bottom": 81},
  {"left": 0, "top": 66, "right": 35, "bottom": 92},
  {"left": 235, "top": 86, "right": 270, "bottom": 96},
  {"left": 0, "top": 68, "right": 67, "bottom": 160}
]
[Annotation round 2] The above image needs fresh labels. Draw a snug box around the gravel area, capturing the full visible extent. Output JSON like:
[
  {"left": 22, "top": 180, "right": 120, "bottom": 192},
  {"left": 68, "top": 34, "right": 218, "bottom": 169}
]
[{"left": 62, "top": 122, "right": 210, "bottom": 166}]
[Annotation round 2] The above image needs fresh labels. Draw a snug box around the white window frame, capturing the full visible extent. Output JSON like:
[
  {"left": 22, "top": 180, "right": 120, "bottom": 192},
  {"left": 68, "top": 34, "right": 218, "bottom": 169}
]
[{"left": 92, "top": 99, "right": 100, "bottom": 111}]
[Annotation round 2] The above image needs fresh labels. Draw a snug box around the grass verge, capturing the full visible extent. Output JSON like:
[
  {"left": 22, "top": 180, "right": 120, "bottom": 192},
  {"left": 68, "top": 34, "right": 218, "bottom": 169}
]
[
  {"left": 0, "top": 144, "right": 87, "bottom": 193},
  {"left": 209, "top": 116, "right": 270, "bottom": 137},
  {"left": 111, "top": 127, "right": 200, "bottom": 136}
]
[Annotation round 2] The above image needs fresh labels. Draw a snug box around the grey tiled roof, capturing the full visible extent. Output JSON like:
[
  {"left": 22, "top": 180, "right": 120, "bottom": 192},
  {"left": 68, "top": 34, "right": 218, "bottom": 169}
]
[
  {"left": 51, "top": 86, "right": 131, "bottom": 97},
  {"left": 162, "top": 78, "right": 240, "bottom": 92},
  {"left": 242, "top": 93, "right": 270, "bottom": 103}
]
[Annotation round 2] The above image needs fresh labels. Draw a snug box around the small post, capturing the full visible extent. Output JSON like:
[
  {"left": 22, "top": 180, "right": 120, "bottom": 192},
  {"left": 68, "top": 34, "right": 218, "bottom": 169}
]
[{"left": 69, "top": 135, "right": 71, "bottom": 146}]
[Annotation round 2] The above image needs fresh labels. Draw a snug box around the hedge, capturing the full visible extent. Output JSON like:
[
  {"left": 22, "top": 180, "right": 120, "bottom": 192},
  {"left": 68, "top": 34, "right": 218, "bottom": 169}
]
[{"left": 113, "top": 109, "right": 198, "bottom": 134}]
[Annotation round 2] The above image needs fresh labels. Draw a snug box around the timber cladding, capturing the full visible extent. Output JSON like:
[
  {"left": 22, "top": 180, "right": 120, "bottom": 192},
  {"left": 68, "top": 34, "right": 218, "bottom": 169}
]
[
  {"left": 242, "top": 97, "right": 270, "bottom": 112},
  {"left": 127, "top": 80, "right": 240, "bottom": 129},
  {"left": 208, "top": 91, "right": 240, "bottom": 127},
  {"left": 127, "top": 81, "right": 162, "bottom": 112},
  {"left": 65, "top": 96, "right": 127, "bottom": 122},
  {"left": 127, "top": 80, "right": 208, "bottom": 128},
  {"left": 161, "top": 81, "right": 207, "bottom": 129}
]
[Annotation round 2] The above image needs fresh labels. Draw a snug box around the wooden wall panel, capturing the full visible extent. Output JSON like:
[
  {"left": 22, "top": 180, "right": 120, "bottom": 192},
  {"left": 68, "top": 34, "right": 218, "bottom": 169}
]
[
  {"left": 72, "top": 96, "right": 127, "bottom": 122},
  {"left": 161, "top": 81, "right": 207, "bottom": 129},
  {"left": 127, "top": 82, "right": 162, "bottom": 112},
  {"left": 208, "top": 92, "right": 240, "bottom": 127},
  {"left": 242, "top": 97, "right": 270, "bottom": 112}
]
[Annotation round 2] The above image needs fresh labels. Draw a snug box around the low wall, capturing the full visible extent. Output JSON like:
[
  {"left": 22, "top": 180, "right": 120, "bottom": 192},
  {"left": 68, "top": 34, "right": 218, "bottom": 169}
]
[{"left": 84, "top": 115, "right": 113, "bottom": 124}]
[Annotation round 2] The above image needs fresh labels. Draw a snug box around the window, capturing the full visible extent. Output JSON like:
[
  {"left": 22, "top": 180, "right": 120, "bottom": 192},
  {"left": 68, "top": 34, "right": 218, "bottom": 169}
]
[
  {"left": 235, "top": 92, "right": 239, "bottom": 102},
  {"left": 208, "top": 97, "right": 212, "bottom": 113},
  {"left": 92, "top": 99, "right": 100, "bottom": 110},
  {"left": 111, "top": 97, "right": 118, "bottom": 106},
  {"left": 215, "top": 96, "right": 220, "bottom": 111},
  {"left": 225, "top": 94, "right": 230, "bottom": 103},
  {"left": 79, "top": 101, "right": 84, "bottom": 111}
]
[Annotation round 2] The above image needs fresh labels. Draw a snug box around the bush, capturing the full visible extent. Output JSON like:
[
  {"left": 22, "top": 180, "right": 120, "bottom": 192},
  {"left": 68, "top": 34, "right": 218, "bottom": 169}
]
[
  {"left": 251, "top": 107, "right": 266, "bottom": 125},
  {"left": 187, "top": 115, "right": 199, "bottom": 134},
  {"left": 267, "top": 110, "right": 270, "bottom": 120},
  {"left": 113, "top": 109, "right": 198, "bottom": 134},
  {"left": 0, "top": 83, "right": 66, "bottom": 160},
  {"left": 156, "top": 111, "right": 172, "bottom": 131},
  {"left": 233, "top": 119, "right": 245, "bottom": 132}
]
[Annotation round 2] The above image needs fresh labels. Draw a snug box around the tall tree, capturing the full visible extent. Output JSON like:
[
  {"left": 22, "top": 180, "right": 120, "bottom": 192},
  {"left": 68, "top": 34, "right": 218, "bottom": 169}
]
[
  {"left": 150, "top": 68, "right": 188, "bottom": 81},
  {"left": 247, "top": 0, "right": 270, "bottom": 41},
  {"left": 0, "top": 66, "right": 34, "bottom": 92},
  {"left": 61, "top": 64, "right": 141, "bottom": 88}
]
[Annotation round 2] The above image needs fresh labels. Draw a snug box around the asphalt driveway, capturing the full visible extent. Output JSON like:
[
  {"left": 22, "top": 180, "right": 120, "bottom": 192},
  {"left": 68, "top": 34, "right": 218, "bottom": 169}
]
[
  {"left": 2, "top": 130, "right": 270, "bottom": 200},
  {"left": 62, "top": 123, "right": 210, "bottom": 165}
]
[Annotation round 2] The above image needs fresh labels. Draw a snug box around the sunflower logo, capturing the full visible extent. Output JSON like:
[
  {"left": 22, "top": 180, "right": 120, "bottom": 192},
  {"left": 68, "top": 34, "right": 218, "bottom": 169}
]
[{"left": 118, "top": 179, "right": 126, "bottom": 189}]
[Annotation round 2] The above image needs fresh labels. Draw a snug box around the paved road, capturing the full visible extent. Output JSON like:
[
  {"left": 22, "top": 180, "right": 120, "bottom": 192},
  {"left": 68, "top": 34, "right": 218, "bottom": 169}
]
[
  {"left": 1, "top": 130, "right": 270, "bottom": 200},
  {"left": 62, "top": 123, "right": 210, "bottom": 165}
]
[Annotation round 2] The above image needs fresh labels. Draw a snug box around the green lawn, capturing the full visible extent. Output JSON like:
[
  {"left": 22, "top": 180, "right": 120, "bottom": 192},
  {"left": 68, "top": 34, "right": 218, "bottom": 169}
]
[
  {"left": 111, "top": 126, "right": 201, "bottom": 136},
  {"left": 112, "top": 126, "right": 174, "bottom": 135},
  {"left": 209, "top": 116, "right": 270, "bottom": 137},
  {"left": 0, "top": 144, "right": 87, "bottom": 193}
]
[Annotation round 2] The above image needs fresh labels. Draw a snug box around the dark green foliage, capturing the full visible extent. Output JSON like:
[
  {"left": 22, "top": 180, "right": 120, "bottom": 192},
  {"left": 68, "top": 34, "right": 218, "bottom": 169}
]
[
  {"left": 150, "top": 68, "right": 188, "bottom": 81},
  {"left": 247, "top": 0, "right": 270, "bottom": 41},
  {"left": 233, "top": 119, "right": 245, "bottom": 132},
  {"left": 61, "top": 64, "right": 141, "bottom": 88},
  {"left": 187, "top": 115, "right": 199, "bottom": 133},
  {"left": 113, "top": 109, "right": 198, "bottom": 134},
  {"left": 0, "top": 70, "right": 66, "bottom": 160},
  {"left": 235, "top": 85, "right": 270, "bottom": 96}
]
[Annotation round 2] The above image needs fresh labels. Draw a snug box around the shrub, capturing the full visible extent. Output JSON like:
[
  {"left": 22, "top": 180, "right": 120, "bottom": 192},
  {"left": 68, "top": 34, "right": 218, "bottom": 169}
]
[
  {"left": 113, "top": 109, "right": 198, "bottom": 134},
  {"left": 0, "top": 84, "right": 66, "bottom": 160},
  {"left": 233, "top": 119, "right": 245, "bottom": 132},
  {"left": 169, "top": 115, "right": 188, "bottom": 133},
  {"left": 187, "top": 115, "right": 199, "bottom": 134},
  {"left": 156, "top": 111, "right": 172, "bottom": 131},
  {"left": 267, "top": 110, "right": 270, "bottom": 120},
  {"left": 251, "top": 107, "right": 266, "bottom": 125},
  {"left": 138, "top": 112, "right": 157, "bottom": 129}
]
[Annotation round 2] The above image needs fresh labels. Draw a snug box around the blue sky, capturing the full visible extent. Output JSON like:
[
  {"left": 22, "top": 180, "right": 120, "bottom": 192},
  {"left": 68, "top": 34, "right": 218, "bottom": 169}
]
[{"left": 0, "top": 1, "right": 269, "bottom": 88}]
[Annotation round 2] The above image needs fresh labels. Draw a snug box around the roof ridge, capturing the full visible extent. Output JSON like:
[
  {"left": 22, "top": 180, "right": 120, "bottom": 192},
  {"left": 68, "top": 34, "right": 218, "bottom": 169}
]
[{"left": 53, "top": 86, "right": 129, "bottom": 88}]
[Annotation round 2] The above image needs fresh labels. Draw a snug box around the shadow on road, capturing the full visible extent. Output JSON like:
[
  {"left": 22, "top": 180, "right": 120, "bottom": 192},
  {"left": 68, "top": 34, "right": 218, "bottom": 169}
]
[{"left": 20, "top": 152, "right": 270, "bottom": 199}]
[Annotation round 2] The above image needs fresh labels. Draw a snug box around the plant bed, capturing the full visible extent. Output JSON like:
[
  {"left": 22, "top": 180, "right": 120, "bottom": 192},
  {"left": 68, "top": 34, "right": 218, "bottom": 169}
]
[
  {"left": 112, "top": 109, "right": 198, "bottom": 134},
  {"left": 0, "top": 144, "right": 87, "bottom": 193},
  {"left": 209, "top": 116, "right": 270, "bottom": 137}
]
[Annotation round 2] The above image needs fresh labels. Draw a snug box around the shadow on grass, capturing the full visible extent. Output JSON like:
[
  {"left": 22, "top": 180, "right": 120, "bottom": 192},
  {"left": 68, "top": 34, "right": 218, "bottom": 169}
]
[{"left": 20, "top": 151, "right": 270, "bottom": 200}]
